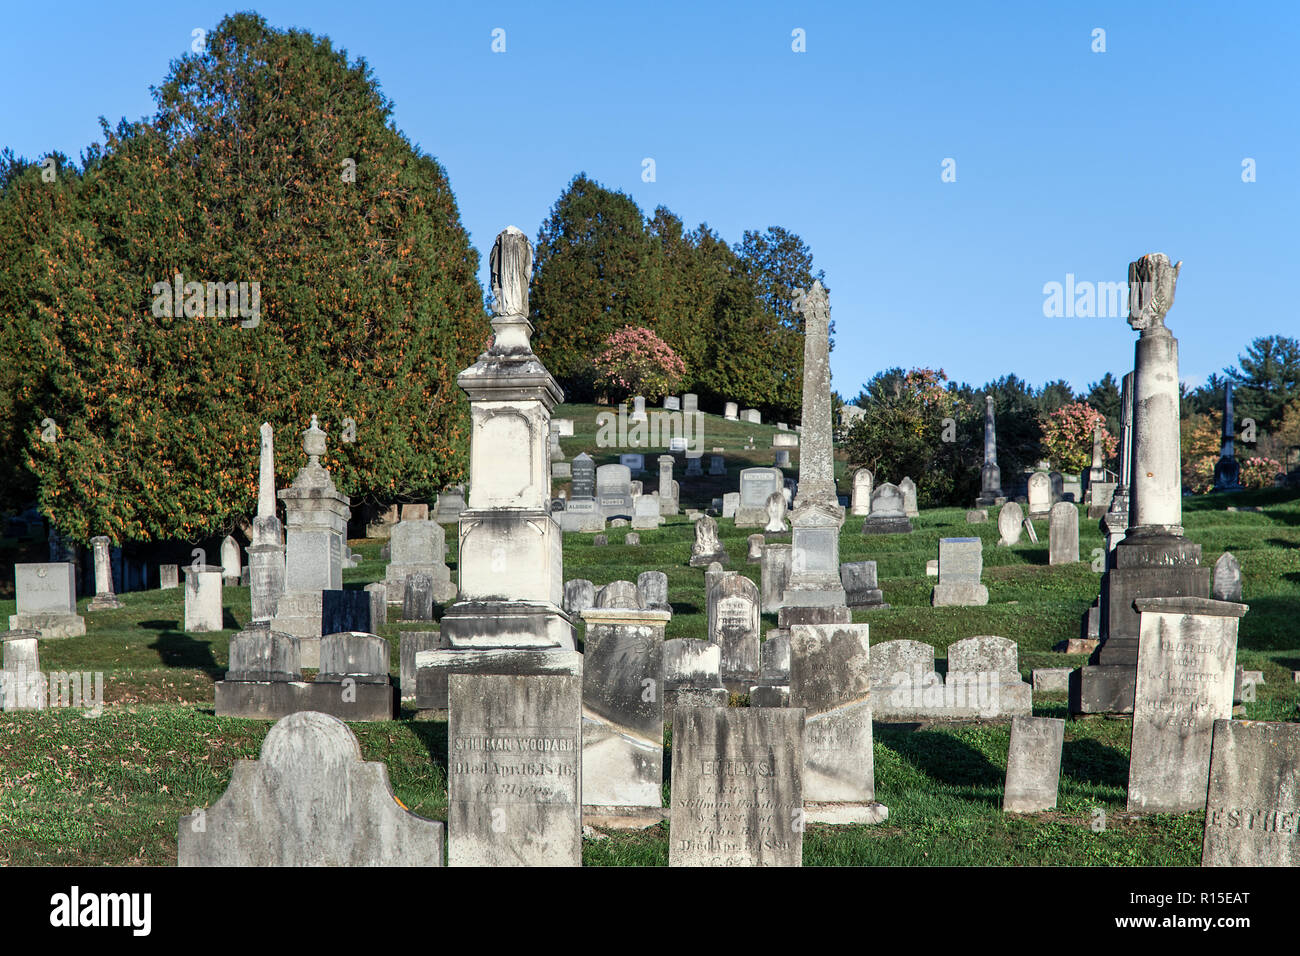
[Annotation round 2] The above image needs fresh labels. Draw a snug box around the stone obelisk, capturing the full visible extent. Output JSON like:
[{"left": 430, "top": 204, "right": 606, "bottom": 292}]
[
  {"left": 1213, "top": 381, "right": 1243, "bottom": 491},
  {"left": 247, "top": 422, "right": 286, "bottom": 624},
  {"left": 780, "top": 281, "right": 849, "bottom": 615},
  {"left": 1075, "top": 254, "right": 1211, "bottom": 714},
  {"left": 974, "top": 396, "right": 1005, "bottom": 506}
]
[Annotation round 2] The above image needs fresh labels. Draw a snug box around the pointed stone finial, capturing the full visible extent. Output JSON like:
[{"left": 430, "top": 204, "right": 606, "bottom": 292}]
[{"left": 1127, "top": 253, "right": 1181, "bottom": 332}]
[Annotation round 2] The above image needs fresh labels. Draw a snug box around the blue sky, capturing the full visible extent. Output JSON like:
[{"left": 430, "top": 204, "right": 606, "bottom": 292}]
[{"left": 3, "top": 1, "right": 1297, "bottom": 396}]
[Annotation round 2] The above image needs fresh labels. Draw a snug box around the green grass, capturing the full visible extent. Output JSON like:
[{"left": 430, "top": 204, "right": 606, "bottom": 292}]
[{"left": 1, "top": 402, "right": 1297, "bottom": 865}]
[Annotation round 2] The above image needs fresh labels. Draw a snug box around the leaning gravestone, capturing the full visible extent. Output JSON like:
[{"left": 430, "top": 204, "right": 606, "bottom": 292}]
[
  {"left": 10, "top": 562, "right": 85, "bottom": 638},
  {"left": 178, "top": 711, "right": 443, "bottom": 865},
  {"left": 1002, "top": 716, "right": 1065, "bottom": 812},
  {"left": 447, "top": 673, "right": 582, "bottom": 866},
  {"left": 789, "top": 623, "right": 887, "bottom": 824},
  {"left": 1202, "top": 719, "right": 1300, "bottom": 866},
  {"left": 997, "top": 501, "right": 1024, "bottom": 546},
  {"left": 1212, "top": 552, "right": 1242, "bottom": 602},
  {"left": 669, "top": 707, "right": 804, "bottom": 866},
  {"left": 1127, "top": 597, "right": 1245, "bottom": 813},
  {"left": 1048, "top": 502, "right": 1079, "bottom": 565},
  {"left": 898, "top": 477, "right": 919, "bottom": 517}
]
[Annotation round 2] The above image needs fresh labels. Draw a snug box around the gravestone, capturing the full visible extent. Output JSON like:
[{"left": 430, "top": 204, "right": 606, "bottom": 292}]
[
  {"left": 689, "top": 515, "right": 730, "bottom": 566},
  {"left": 741, "top": 409, "right": 761, "bottom": 424},
  {"left": 722, "top": 492, "right": 739, "bottom": 518},
  {"left": 620, "top": 453, "right": 645, "bottom": 472},
  {"left": 10, "top": 562, "right": 85, "bottom": 638},
  {"left": 596, "top": 464, "right": 634, "bottom": 520},
  {"left": 220, "top": 535, "right": 242, "bottom": 585},
  {"left": 580, "top": 592, "right": 670, "bottom": 826},
  {"left": 746, "top": 534, "right": 765, "bottom": 564},
  {"left": 663, "top": 639, "right": 728, "bottom": 720},
  {"left": 735, "top": 468, "right": 784, "bottom": 528},
  {"left": 321, "top": 589, "right": 371, "bottom": 635},
  {"left": 159, "top": 564, "right": 179, "bottom": 590},
  {"left": 685, "top": 454, "right": 703, "bottom": 477},
  {"left": 563, "top": 579, "right": 596, "bottom": 617},
  {"left": 931, "top": 538, "right": 988, "bottom": 607},
  {"left": 630, "top": 396, "right": 647, "bottom": 422},
  {"left": 682, "top": 394, "right": 698, "bottom": 413},
  {"left": 447, "top": 673, "right": 582, "bottom": 866},
  {"left": 709, "top": 454, "right": 726, "bottom": 476},
  {"left": 1212, "top": 553, "right": 1242, "bottom": 602},
  {"left": 570, "top": 453, "right": 596, "bottom": 498},
  {"left": 724, "top": 402, "right": 738, "bottom": 420},
  {"left": 1127, "top": 597, "right": 1245, "bottom": 813},
  {"left": 178, "top": 712, "right": 443, "bottom": 866},
  {"left": 899, "top": 477, "right": 919, "bottom": 517},
  {"left": 657, "top": 456, "right": 678, "bottom": 516},
  {"left": 365, "top": 583, "right": 386, "bottom": 630},
  {"left": 636, "top": 571, "right": 670, "bottom": 612},
  {"left": 840, "top": 561, "right": 885, "bottom": 609},
  {"left": 861, "top": 483, "right": 911, "bottom": 535},
  {"left": 403, "top": 573, "right": 434, "bottom": 622},
  {"left": 763, "top": 491, "right": 788, "bottom": 533},
  {"left": 761, "top": 544, "right": 793, "bottom": 615},
  {"left": 663, "top": 395, "right": 680, "bottom": 411},
  {"left": 383, "top": 517, "right": 457, "bottom": 605},
  {"left": 669, "top": 708, "right": 804, "bottom": 866},
  {"left": 558, "top": 497, "right": 604, "bottom": 533},
  {"left": 997, "top": 501, "right": 1024, "bottom": 546},
  {"left": 966, "top": 509, "right": 987, "bottom": 524},
  {"left": 87, "top": 536, "right": 124, "bottom": 610},
  {"left": 1003, "top": 716, "right": 1065, "bottom": 812},
  {"left": 433, "top": 486, "right": 467, "bottom": 524},
  {"left": 1027, "top": 472, "right": 1051, "bottom": 517},
  {"left": 790, "top": 623, "right": 887, "bottom": 824},
  {"left": 625, "top": 532, "right": 641, "bottom": 546},
  {"left": 850, "top": 469, "right": 873, "bottom": 516},
  {"left": 1048, "top": 502, "right": 1079, "bottom": 565},
  {"left": 1, "top": 629, "right": 46, "bottom": 711},
  {"left": 400, "top": 631, "right": 443, "bottom": 703},
  {"left": 1202, "top": 719, "right": 1300, "bottom": 866},
  {"left": 709, "top": 573, "right": 760, "bottom": 690},
  {"left": 773, "top": 449, "right": 791, "bottom": 468},
  {"left": 632, "top": 494, "right": 664, "bottom": 530},
  {"left": 183, "top": 565, "right": 224, "bottom": 632}
]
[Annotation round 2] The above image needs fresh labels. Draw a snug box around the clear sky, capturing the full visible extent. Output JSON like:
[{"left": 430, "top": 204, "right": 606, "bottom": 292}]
[{"left": 3, "top": 1, "right": 1297, "bottom": 397}]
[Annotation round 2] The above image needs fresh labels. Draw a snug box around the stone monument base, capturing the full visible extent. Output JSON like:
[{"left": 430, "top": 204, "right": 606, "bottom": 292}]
[
  {"left": 414, "top": 646, "right": 582, "bottom": 712},
  {"left": 581, "top": 806, "right": 667, "bottom": 830},
  {"left": 8, "top": 612, "right": 86, "bottom": 639},
  {"left": 931, "top": 583, "right": 989, "bottom": 607},
  {"left": 861, "top": 515, "right": 913, "bottom": 535},
  {"left": 87, "top": 594, "right": 124, "bottom": 611},
  {"left": 440, "top": 599, "right": 575, "bottom": 650},
  {"left": 804, "top": 801, "right": 890, "bottom": 826}
]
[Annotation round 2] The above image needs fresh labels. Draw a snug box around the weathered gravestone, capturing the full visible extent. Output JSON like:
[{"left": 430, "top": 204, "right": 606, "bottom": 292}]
[
  {"left": 400, "top": 631, "right": 443, "bottom": 703},
  {"left": 596, "top": 464, "right": 634, "bottom": 520},
  {"left": 1, "top": 629, "right": 46, "bottom": 711},
  {"left": 724, "top": 401, "right": 739, "bottom": 420},
  {"left": 746, "top": 533, "right": 765, "bottom": 564},
  {"left": 581, "top": 585, "right": 669, "bottom": 826},
  {"left": 1202, "top": 719, "right": 1300, "bottom": 866},
  {"left": 790, "top": 623, "right": 888, "bottom": 825},
  {"left": 709, "top": 454, "right": 726, "bottom": 476},
  {"left": 931, "top": 538, "right": 988, "bottom": 607},
  {"left": 689, "top": 515, "right": 730, "bottom": 566},
  {"left": 383, "top": 517, "right": 455, "bottom": 604},
  {"left": 10, "top": 562, "right": 85, "bottom": 638},
  {"left": 735, "top": 467, "right": 784, "bottom": 528},
  {"left": 159, "top": 564, "right": 179, "bottom": 590},
  {"left": 1048, "top": 502, "right": 1079, "bottom": 565},
  {"left": 1027, "top": 472, "right": 1052, "bottom": 517},
  {"left": 850, "top": 469, "right": 873, "bottom": 516},
  {"left": 220, "top": 535, "right": 242, "bottom": 585},
  {"left": 179, "top": 711, "right": 443, "bottom": 866},
  {"left": 570, "top": 453, "right": 596, "bottom": 498},
  {"left": 403, "top": 572, "right": 434, "bottom": 622},
  {"left": 861, "top": 483, "right": 912, "bottom": 535},
  {"left": 1002, "top": 716, "right": 1065, "bottom": 812},
  {"left": 669, "top": 707, "right": 804, "bottom": 866},
  {"left": 1127, "top": 597, "right": 1246, "bottom": 813},
  {"left": 1212, "top": 552, "right": 1242, "bottom": 602},
  {"left": 632, "top": 494, "right": 664, "bottom": 530},
  {"left": 321, "top": 589, "right": 371, "bottom": 635},
  {"left": 750, "top": 633, "right": 791, "bottom": 706},
  {"left": 709, "top": 573, "right": 760, "bottom": 690},
  {"left": 663, "top": 639, "right": 728, "bottom": 721},
  {"left": 763, "top": 491, "right": 788, "bottom": 533},
  {"left": 447, "top": 673, "right": 582, "bottom": 866},
  {"left": 636, "top": 570, "right": 670, "bottom": 612},
  {"left": 840, "top": 561, "right": 885, "bottom": 608},
  {"left": 997, "top": 501, "right": 1024, "bottom": 546},
  {"left": 899, "top": 477, "right": 919, "bottom": 517},
  {"left": 722, "top": 492, "right": 739, "bottom": 518},
  {"left": 87, "top": 536, "right": 124, "bottom": 610},
  {"left": 563, "top": 579, "right": 596, "bottom": 617},
  {"left": 364, "top": 582, "right": 386, "bottom": 630},
  {"left": 761, "top": 544, "right": 793, "bottom": 615},
  {"left": 183, "top": 565, "right": 224, "bottom": 632}
]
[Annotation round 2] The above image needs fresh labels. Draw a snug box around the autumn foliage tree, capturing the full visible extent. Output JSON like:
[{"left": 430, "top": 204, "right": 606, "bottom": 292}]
[
  {"left": 1040, "top": 402, "right": 1117, "bottom": 475},
  {"left": 0, "top": 12, "right": 486, "bottom": 544},
  {"left": 593, "top": 326, "right": 686, "bottom": 402}
]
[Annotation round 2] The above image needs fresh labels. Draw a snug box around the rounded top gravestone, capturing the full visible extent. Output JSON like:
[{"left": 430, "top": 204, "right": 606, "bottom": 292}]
[{"left": 997, "top": 501, "right": 1024, "bottom": 546}]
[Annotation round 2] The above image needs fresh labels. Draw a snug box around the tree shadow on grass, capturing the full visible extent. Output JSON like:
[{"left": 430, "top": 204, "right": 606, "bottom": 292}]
[
  {"left": 875, "top": 723, "right": 1004, "bottom": 798},
  {"left": 1061, "top": 737, "right": 1128, "bottom": 790},
  {"left": 671, "top": 602, "right": 701, "bottom": 616},
  {"left": 405, "top": 717, "right": 449, "bottom": 771},
  {"left": 147, "top": 631, "right": 221, "bottom": 679}
]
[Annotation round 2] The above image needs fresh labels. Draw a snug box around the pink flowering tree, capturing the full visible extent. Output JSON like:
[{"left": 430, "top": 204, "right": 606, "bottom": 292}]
[
  {"left": 593, "top": 325, "right": 687, "bottom": 402},
  {"left": 1040, "top": 402, "right": 1118, "bottom": 475},
  {"left": 1240, "top": 456, "right": 1282, "bottom": 490}
]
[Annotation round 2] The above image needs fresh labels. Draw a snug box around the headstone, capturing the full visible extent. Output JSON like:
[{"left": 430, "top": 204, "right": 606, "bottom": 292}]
[
  {"left": 850, "top": 469, "right": 873, "bottom": 516},
  {"left": 966, "top": 509, "right": 988, "bottom": 524},
  {"left": 593, "top": 534, "right": 608, "bottom": 547},
  {"left": 632, "top": 494, "right": 664, "bottom": 530},
  {"left": 580, "top": 597, "right": 670, "bottom": 824},
  {"left": 1032, "top": 668, "right": 1072, "bottom": 693},
  {"left": 563, "top": 579, "right": 596, "bottom": 617},
  {"left": 625, "top": 532, "right": 641, "bottom": 546},
  {"left": 899, "top": 477, "right": 919, "bottom": 517},
  {"left": 448, "top": 673, "right": 582, "bottom": 866},
  {"left": 365, "top": 582, "right": 387, "bottom": 630},
  {"left": 1202, "top": 719, "right": 1300, "bottom": 866},
  {"left": 183, "top": 565, "right": 224, "bottom": 632},
  {"left": 87, "top": 536, "right": 124, "bottom": 610},
  {"left": 709, "top": 573, "right": 761, "bottom": 690},
  {"left": 1212, "top": 553, "right": 1242, "bottom": 602},
  {"left": 735, "top": 467, "right": 783, "bottom": 528},
  {"left": 669, "top": 708, "right": 804, "bottom": 866},
  {"left": 723, "top": 402, "right": 738, "bottom": 421},
  {"left": 840, "top": 561, "right": 885, "bottom": 608},
  {"left": 1027, "top": 472, "right": 1051, "bottom": 517},
  {"left": 1002, "top": 716, "right": 1065, "bottom": 812},
  {"left": 1127, "top": 596, "right": 1245, "bottom": 813},
  {"left": 321, "top": 589, "right": 371, "bottom": 635},
  {"left": 685, "top": 454, "right": 703, "bottom": 477},
  {"left": 861, "top": 483, "right": 911, "bottom": 535},
  {"left": 318, "top": 631, "right": 390, "bottom": 684},
  {"left": 931, "top": 538, "right": 988, "bottom": 607},
  {"left": 1, "top": 629, "right": 46, "bottom": 711},
  {"left": 570, "top": 453, "right": 596, "bottom": 498},
  {"left": 219, "top": 535, "right": 242, "bottom": 585},
  {"left": 554, "top": 418, "right": 574, "bottom": 437},
  {"left": 773, "top": 449, "right": 791, "bottom": 468},
  {"left": 709, "top": 455, "right": 726, "bottom": 476},
  {"left": 741, "top": 409, "right": 761, "bottom": 425},
  {"left": 682, "top": 394, "right": 698, "bottom": 413},
  {"left": 630, "top": 396, "right": 647, "bottom": 422},
  {"left": 722, "top": 493, "right": 739, "bottom": 519},
  {"left": 433, "top": 486, "right": 467, "bottom": 525},
  {"left": 746, "top": 534, "right": 765, "bottom": 564},
  {"left": 400, "top": 631, "right": 442, "bottom": 702},
  {"left": 761, "top": 544, "right": 793, "bottom": 616},
  {"left": 159, "top": 564, "right": 179, "bottom": 590},
  {"left": 997, "top": 501, "right": 1024, "bottom": 546},
  {"left": 637, "top": 571, "right": 670, "bottom": 612},
  {"left": 10, "top": 562, "right": 85, "bottom": 638},
  {"left": 384, "top": 518, "right": 455, "bottom": 604},
  {"left": 663, "top": 639, "right": 728, "bottom": 719},
  {"left": 1048, "top": 502, "right": 1079, "bottom": 565},
  {"left": 596, "top": 464, "right": 634, "bottom": 520},
  {"left": 403, "top": 573, "right": 434, "bottom": 622},
  {"left": 558, "top": 497, "right": 604, "bottom": 533},
  {"left": 620, "top": 453, "right": 645, "bottom": 472},
  {"left": 1023, "top": 517, "right": 1039, "bottom": 543},
  {"left": 763, "top": 491, "right": 788, "bottom": 533},
  {"left": 178, "top": 712, "right": 443, "bottom": 866}
]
